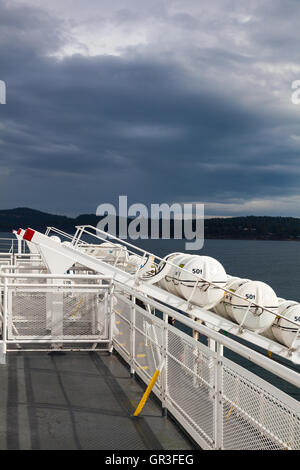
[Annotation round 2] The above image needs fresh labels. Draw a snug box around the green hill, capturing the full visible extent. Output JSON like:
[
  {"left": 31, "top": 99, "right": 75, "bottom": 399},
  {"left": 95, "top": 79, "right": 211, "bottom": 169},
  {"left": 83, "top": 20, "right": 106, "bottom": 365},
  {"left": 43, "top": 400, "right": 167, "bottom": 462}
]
[{"left": 1, "top": 208, "right": 300, "bottom": 241}]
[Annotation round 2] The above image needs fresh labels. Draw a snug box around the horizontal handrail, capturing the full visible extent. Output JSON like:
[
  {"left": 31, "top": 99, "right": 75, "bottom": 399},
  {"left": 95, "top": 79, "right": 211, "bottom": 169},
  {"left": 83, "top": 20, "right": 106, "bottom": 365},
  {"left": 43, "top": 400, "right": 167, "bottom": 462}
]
[
  {"left": 113, "top": 279, "right": 300, "bottom": 389},
  {"left": 0, "top": 273, "right": 113, "bottom": 279}
]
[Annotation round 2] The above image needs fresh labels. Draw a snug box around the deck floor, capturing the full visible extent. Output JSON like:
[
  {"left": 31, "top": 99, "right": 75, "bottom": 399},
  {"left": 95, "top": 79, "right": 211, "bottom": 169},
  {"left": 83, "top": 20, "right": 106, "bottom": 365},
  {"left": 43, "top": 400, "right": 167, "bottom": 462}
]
[{"left": 0, "top": 351, "right": 196, "bottom": 450}]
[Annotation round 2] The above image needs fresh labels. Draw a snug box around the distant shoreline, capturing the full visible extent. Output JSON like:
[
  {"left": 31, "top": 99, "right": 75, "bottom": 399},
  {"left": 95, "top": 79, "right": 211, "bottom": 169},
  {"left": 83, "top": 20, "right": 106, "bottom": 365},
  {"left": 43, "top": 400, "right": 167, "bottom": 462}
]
[
  {"left": 1, "top": 208, "right": 300, "bottom": 242},
  {"left": 204, "top": 236, "right": 300, "bottom": 242},
  {"left": 2, "top": 231, "right": 300, "bottom": 243}
]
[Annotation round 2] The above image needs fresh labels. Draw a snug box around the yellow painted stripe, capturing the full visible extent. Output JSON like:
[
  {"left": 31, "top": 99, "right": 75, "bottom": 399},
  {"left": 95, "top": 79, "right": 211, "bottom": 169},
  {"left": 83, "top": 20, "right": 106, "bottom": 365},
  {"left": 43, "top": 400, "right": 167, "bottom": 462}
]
[
  {"left": 138, "top": 366, "right": 149, "bottom": 370},
  {"left": 226, "top": 406, "right": 234, "bottom": 419},
  {"left": 134, "top": 369, "right": 160, "bottom": 417},
  {"left": 72, "top": 298, "right": 84, "bottom": 318},
  {"left": 137, "top": 354, "right": 146, "bottom": 358},
  {"left": 116, "top": 321, "right": 120, "bottom": 325}
]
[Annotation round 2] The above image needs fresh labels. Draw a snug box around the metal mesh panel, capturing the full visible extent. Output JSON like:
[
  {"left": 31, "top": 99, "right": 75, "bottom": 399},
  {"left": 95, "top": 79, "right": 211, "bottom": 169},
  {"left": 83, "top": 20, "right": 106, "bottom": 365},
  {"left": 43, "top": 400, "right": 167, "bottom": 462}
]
[
  {"left": 10, "top": 292, "right": 47, "bottom": 337},
  {"left": 113, "top": 295, "right": 164, "bottom": 379},
  {"left": 222, "top": 360, "right": 300, "bottom": 450},
  {"left": 62, "top": 292, "right": 98, "bottom": 336},
  {"left": 114, "top": 295, "right": 131, "bottom": 322},
  {"left": 167, "top": 328, "right": 215, "bottom": 446},
  {"left": 9, "top": 288, "right": 108, "bottom": 340},
  {"left": 134, "top": 307, "right": 163, "bottom": 381},
  {"left": 114, "top": 313, "right": 131, "bottom": 357},
  {"left": 134, "top": 325, "right": 162, "bottom": 381},
  {"left": 113, "top": 297, "right": 131, "bottom": 357}
]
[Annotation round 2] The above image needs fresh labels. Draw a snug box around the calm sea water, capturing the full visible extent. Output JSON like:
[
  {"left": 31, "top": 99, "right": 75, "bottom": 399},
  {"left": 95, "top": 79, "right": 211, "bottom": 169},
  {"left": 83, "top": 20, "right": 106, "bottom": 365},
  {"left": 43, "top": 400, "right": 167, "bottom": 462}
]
[{"left": 3, "top": 233, "right": 299, "bottom": 399}]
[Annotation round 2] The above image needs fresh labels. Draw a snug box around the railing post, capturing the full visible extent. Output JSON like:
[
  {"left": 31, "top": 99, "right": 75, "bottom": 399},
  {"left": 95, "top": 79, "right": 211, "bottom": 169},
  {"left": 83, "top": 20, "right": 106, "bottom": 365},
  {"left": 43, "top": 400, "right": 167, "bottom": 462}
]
[
  {"left": 50, "top": 278, "right": 64, "bottom": 350},
  {"left": 161, "top": 312, "right": 168, "bottom": 416},
  {"left": 108, "top": 284, "right": 114, "bottom": 353},
  {"left": 130, "top": 296, "right": 136, "bottom": 376},
  {"left": 17, "top": 237, "right": 22, "bottom": 255},
  {"left": 103, "top": 290, "right": 108, "bottom": 339},
  {"left": 214, "top": 342, "right": 224, "bottom": 449},
  {"left": 1, "top": 276, "right": 8, "bottom": 364}
]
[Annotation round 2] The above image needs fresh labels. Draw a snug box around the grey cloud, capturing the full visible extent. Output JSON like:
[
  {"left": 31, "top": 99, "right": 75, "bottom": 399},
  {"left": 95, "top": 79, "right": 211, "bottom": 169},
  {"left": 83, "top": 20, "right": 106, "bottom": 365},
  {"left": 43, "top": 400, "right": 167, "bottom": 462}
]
[{"left": 1, "top": 0, "right": 300, "bottom": 215}]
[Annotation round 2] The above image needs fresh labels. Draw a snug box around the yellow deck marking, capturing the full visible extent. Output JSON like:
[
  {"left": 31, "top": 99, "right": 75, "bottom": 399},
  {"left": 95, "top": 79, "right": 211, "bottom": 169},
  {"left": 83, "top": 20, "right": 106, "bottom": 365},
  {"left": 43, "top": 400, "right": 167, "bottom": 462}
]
[
  {"left": 226, "top": 406, "right": 234, "bottom": 418},
  {"left": 72, "top": 298, "right": 84, "bottom": 318}
]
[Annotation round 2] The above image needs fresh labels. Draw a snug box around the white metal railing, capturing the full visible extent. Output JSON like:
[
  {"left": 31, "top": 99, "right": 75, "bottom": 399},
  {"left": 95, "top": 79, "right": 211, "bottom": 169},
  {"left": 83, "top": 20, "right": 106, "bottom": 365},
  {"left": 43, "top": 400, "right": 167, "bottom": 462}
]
[
  {"left": 0, "top": 238, "right": 27, "bottom": 254},
  {"left": 5, "top": 229, "right": 300, "bottom": 365},
  {"left": 10, "top": 227, "right": 300, "bottom": 347},
  {"left": 0, "top": 253, "right": 13, "bottom": 267},
  {"left": 59, "top": 225, "right": 300, "bottom": 357},
  {"left": 0, "top": 273, "right": 114, "bottom": 361},
  {"left": 0, "top": 266, "right": 299, "bottom": 449},
  {"left": 111, "top": 281, "right": 300, "bottom": 450},
  {"left": 2, "top": 232, "right": 300, "bottom": 449}
]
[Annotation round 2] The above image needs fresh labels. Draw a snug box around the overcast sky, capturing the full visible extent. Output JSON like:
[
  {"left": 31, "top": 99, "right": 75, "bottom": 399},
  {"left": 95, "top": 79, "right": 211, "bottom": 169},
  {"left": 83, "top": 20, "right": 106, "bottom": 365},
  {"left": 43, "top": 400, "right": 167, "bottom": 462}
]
[{"left": 1, "top": 0, "right": 300, "bottom": 216}]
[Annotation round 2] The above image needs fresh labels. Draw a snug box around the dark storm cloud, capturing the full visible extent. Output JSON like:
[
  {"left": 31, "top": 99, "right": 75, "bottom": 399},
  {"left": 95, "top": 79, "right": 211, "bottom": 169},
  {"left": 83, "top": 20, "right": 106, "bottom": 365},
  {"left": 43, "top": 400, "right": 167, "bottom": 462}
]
[{"left": 1, "top": 0, "right": 300, "bottom": 215}]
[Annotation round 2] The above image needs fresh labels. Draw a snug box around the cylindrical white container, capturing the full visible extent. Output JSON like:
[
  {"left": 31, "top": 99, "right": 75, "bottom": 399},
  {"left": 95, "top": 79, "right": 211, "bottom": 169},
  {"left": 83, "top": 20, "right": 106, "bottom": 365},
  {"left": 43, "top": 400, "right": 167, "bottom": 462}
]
[
  {"left": 213, "top": 277, "right": 245, "bottom": 318},
  {"left": 272, "top": 300, "right": 300, "bottom": 348},
  {"left": 175, "top": 255, "right": 227, "bottom": 308},
  {"left": 262, "top": 297, "right": 286, "bottom": 341},
  {"left": 226, "top": 280, "right": 278, "bottom": 332},
  {"left": 90, "top": 241, "right": 116, "bottom": 258},
  {"left": 157, "top": 252, "right": 182, "bottom": 291},
  {"left": 172, "top": 254, "right": 195, "bottom": 297},
  {"left": 101, "top": 243, "right": 127, "bottom": 262},
  {"left": 50, "top": 235, "right": 61, "bottom": 243},
  {"left": 165, "top": 253, "right": 192, "bottom": 296}
]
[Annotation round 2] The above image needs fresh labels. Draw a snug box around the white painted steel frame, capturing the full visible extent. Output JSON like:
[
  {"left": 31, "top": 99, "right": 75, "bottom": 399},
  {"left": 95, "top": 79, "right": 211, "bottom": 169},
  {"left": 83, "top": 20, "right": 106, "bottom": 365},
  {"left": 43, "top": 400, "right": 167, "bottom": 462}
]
[
  {"left": 2, "top": 230, "right": 298, "bottom": 449},
  {"left": 19, "top": 227, "right": 300, "bottom": 363},
  {"left": 0, "top": 273, "right": 114, "bottom": 358}
]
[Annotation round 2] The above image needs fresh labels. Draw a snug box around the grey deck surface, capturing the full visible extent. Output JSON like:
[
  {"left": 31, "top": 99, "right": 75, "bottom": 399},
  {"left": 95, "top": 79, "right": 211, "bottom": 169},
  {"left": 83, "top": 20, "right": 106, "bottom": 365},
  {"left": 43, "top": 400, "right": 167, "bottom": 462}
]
[{"left": 0, "top": 351, "right": 196, "bottom": 450}]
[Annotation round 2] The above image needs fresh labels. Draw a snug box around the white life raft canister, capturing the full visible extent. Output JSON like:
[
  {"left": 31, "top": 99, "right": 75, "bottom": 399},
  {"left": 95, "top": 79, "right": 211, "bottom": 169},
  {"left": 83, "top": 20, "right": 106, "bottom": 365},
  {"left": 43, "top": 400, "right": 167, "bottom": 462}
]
[
  {"left": 226, "top": 280, "right": 278, "bottom": 332},
  {"left": 272, "top": 300, "right": 300, "bottom": 348},
  {"left": 175, "top": 255, "right": 227, "bottom": 308},
  {"left": 157, "top": 252, "right": 182, "bottom": 291},
  {"left": 262, "top": 297, "right": 286, "bottom": 341},
  {"left": 164, "top": 253, "right": 192, "bottom": 296},
  {"left": 213, "top": 277, "right": 247, "bottom": 318}
]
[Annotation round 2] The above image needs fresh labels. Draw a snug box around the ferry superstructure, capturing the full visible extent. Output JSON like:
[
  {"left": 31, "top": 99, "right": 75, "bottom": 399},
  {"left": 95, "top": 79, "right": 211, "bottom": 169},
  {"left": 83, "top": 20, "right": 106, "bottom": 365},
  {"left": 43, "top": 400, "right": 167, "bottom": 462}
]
[{"left": 0, "top": 225, "right": 299, "bottom": 450}]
